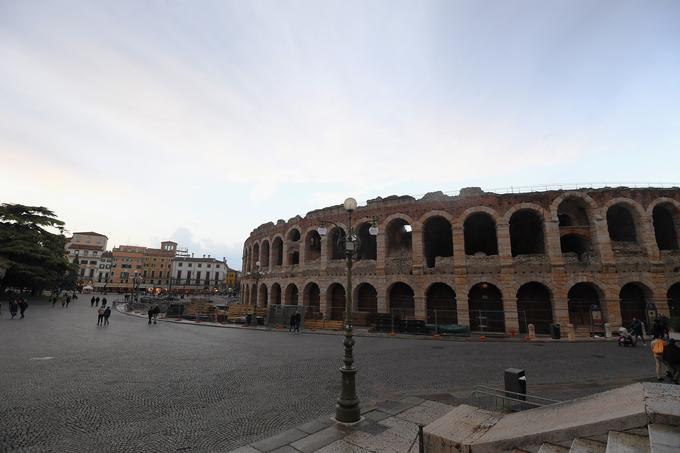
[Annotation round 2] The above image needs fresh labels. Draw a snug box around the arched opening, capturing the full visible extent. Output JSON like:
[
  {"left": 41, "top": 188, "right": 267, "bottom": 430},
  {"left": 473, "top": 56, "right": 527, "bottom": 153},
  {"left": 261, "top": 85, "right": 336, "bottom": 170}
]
[
  {"left": 568, "top": 283, "right": 602, "bottom": 327},
  {"left": 355, "top": 283, "right": 377, "bottom": 326},
  {"left": 619, "top": 283, "right": 649, "bottom": 326},
  {"left": 288, "top": 251, "right": 299, "bottom": 265},
  {"left": 250, "top": 284, "right": 257, "bottom": 306},
  {"left": 272, "top": 237, "right": 283, "bottom": 266},
  {"left": 516, "top": 282, "right": 553, "bottom": 334},
  {"left": 242, "top": 247, "right": 248, "bottom": 272},
  {"left": 270, "top": 283, "right": 281, "bottom": 305},
  {"left": 426, "top": 283, "right": 457, "bottom": 325},
  {"left": 560, "top": 234, "right": 590, "bottom": 259},
  {"left": 357, "top": 223, "right": 377, "bottom": 260},
  {"left": 285, "top": 283, "right": 299, "bottom": 306},
  {"left": 244, "top": 285, "right": 250, "bottom": 305},
  {"left": 464, "top": 213, "right": 498, "bottom": 256},
  {"left": 386, "top": 219, "right": 412, "bottom": 257},
  {"left": 668, "top": 283, "right": 680, "bottom": 322},
  {"left": 558, "top": 198, "right": 590, "bottom": 227},
  {"left": 329, "top": 283, "right": 346, "bottom": 321},
  {"left": 305, "top": 230, "right": 321, "bottom": 262},
  {"left": 423, "top": 216, "right": 453, "bottom": 268},
  {"left": 607, "top": 204, "right": 638, "bottom": 243},
  {"left": 260, "top": 240, "right": 270, "bottom": 267},
  {"left": 330, "top": 227, "right": 345, "bottom": 260},
  {"left": 259, "top": 283, "right": 268, "bottom": 308},
  {"left": 389, "top": 282, "right": 415, "bottom": 319},
  {"left": 288, "top": 229, "right": 301, "bottom": 242},
  {"left": 468, "top": 283, "right": 504, "bottom": 332},
  {"left": 252, "top": 243, "right": 260, "bottom": 268},
  {"left": 303, "top": 283, "right": 321, "bottom": 317},
  {"left": 653, "top": 204, "right": 679, "bottom": 250},
  {"left": 509, "top": 210, "right": 545, "bottom": 256}
]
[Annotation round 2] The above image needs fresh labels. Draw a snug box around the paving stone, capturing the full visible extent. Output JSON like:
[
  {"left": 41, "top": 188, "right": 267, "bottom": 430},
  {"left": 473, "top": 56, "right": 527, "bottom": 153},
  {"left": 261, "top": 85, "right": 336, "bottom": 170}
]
[
  {"left": 399, "top": 396, "right": 425, "bottom": 405},
  {"left": 290, "top": 426, "right": 346, "bottom": 453},
  {"left": 228, "top": 446, "right": 262, "bottom": 453},
  {"left": 395, "top": 400, "right": 455, "bottom": 426},
  {"left": 379, "top": 416, "right": 420, "bottom": 441},
  {"left": 251, "top": 429, "right": 307, "bottom": 452},
  {"left": 269, "top": 446, "right": 302, "bottom": 453},
  {"left": 315, "top": 439, "right": 372, "bottom": 453},
  {"left": 375, "top": 400, "right": 418, "bottom": 415},
  {"left": 296, "top": 417, "right": 332, "bottom": 435},
  {"left": 363, "top": 410, "right": 392, "bottom": 422}
]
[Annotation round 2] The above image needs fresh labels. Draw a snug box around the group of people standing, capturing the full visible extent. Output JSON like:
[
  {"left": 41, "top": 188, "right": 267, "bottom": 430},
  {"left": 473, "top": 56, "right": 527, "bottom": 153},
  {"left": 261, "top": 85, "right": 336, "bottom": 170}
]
[
  {"left": 289, "top": 312, "right": 301, "bottom": 333},
  {"left": 95, "top": 298, "right": 112, "bottom": 326},
  {"left": 649, "top": 315, "right": 679, "bottom": 384},
  {"left": 52, "top": 292, "right": 77, "bottom": 308},
  {"left": 4, "top": 294, "right": 28, "bottom": 319}
]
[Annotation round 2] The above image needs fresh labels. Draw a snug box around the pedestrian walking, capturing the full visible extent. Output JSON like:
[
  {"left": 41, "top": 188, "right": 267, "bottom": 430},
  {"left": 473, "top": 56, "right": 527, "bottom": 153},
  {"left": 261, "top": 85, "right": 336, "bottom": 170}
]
[
  {"left": 97, "top": 307, "right": 104, "bottom": 326},
  {"left": 294, "top": 311, "right": 301, "bottom": 333},
  {"left": 152, "top": 305, "right": 160, "bottom": 324},
  {"left": 651, "top": 337, "right": 666, "bottom": 381},
  {"left": 9, "top": 300, "right": 18, "bottom": 319},
  {"left": 148, "top": 306, "right": 154, "bottom": 324},
  {"left": 65, "top": 295, "right": 71, "bottom": 308},
  {"left": 289, "top": 312, "right": 296, "bottom": 332},
  {"left": 19, "top": 299, "right": 28, "bottom": 318},
  {"left": 103, "top": 306, "right": 111, "bottom": 325},
  {"left": 101, "top": 297, "right": 107, "bottom": 307},
  {"left": 630, "top": 317, "right": 646, "bottom": 346},
  {"left": 52, "top": 296, "right": 57, "bottom": 308},
  {"left": 91, "top": 296, "right": 95, "bottom": 307},
  {"left": 95, "top": 296, "right": 100, "bottom": 307}
]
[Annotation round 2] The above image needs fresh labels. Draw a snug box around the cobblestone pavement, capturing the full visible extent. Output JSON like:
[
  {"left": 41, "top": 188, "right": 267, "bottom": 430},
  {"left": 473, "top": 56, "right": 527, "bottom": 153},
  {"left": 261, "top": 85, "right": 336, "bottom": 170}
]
[{"left": 0, "top": 295, "right": 656, "bottom": 452}]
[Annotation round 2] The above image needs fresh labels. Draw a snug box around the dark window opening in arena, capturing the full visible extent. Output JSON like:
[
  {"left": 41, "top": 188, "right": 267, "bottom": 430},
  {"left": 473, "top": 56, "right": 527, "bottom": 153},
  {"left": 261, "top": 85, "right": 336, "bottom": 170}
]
[
  {"left": 653, "top": 204, "right": 679, "bottom": 250},
  {"left": 510, "top": 210, "right": 545, "bottom": 256},
  {"left": 668, "top": 283, "right": 680, "bottom": 322},
  {"left": 285, "top": 283, "right": 299, "bottom": 306},
  {"left": 607, "top": 204, "right": 637, "bottom": 243},
  {"left": 260, "top": 240, "right": 270, "bottom": 267},
  {"left": 389, "top": 282, "right": 415, "bottom": 319},
  {"left": 303, "top": 283, "right": 320, "bottom": 316},
  {"left": 423, "top": 216, "right": 453, "bottom": 268},
  {"left": 329, "top": 283, "right": 346, "bottom": 320},
  {"left": 568, "top": 283, "right": 601, "bottom": 327},
  {"left": 289, "top": 251, "right": 299, "bottom": 265},
  {"left": 288, "top": 229, "right": 301, "bottom": 242},
  {"left": 357, "top": 223, "right": 377, "bottom": 260},
  {"left": 305, "top": 231, "right": 321, "bottom": 261},
  {"left": 330, "top": 227, "right": 345, "bottom": 260},
  {"left": 468, "top": 283, "right": 504, "bottom": 332},
  {"left": 259, "top": 284, "right": 268, "bottom": 307},
  {"left": 464, "top": 213, "right": 498, "bottom": 256},
  {"left": 426, "top": 283, "right": 457, "bottom": 325},
  {"left": 619, "top": 283, "right": 648, "bottom": 326},
  {"left": 516, "top": 282, "right": 553, "bottom": 335},
  {"left": 355, "top": 283, "right": 377, "bottom": 326},
  {"left": 250, "top": 284, "right": 256, "bottom": 305},
  {"left": 270, "top": 283, "right": 281, "bottom": 305},
  {"left": 272, "top": 237, "right": 283, "bottom": 266},
  {"left": 252, "top": 243, "right": 260, "bottom": 268},
  {"left": 387, "top": 219, "right": 412, "bottom": 257},
  {"left": 558, "top": 199, "right": 589, "bottom": 227},
  {"left": 244, "top": 285, "right": 250, "bottom": 305},
  {"left": 560, "top": 234, "right": 590, "bottom": 259}
]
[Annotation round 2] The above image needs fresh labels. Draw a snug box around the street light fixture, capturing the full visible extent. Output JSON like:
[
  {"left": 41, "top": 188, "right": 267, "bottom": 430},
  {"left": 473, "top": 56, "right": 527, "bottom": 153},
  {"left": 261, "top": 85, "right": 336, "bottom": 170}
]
[
  {"left": 249, "top": 261, "right": 266, "bottom": 326},
  {"left": 318, "top": 197, "right": 378, "bottom": 424}
]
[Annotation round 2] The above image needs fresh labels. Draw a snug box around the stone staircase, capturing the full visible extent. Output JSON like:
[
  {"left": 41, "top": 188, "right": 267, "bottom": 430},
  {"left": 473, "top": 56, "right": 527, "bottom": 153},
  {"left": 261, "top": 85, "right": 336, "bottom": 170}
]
[{"left": 424, "top": 383, "right": 680, "bottom": 452}]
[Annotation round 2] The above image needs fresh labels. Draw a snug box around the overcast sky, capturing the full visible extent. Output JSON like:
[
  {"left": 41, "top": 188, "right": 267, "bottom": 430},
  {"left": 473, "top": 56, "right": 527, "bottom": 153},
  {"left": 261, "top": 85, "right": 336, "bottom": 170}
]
[{"left": 2, "top": 0, "right": 679, "bottom": 270}]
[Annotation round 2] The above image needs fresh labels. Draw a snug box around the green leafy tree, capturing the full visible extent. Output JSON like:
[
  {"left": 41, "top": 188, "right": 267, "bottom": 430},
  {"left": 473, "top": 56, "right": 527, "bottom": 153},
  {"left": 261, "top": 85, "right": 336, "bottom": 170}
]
[{"left": 0, "top": 204, "right": 77, "bottom": 294}]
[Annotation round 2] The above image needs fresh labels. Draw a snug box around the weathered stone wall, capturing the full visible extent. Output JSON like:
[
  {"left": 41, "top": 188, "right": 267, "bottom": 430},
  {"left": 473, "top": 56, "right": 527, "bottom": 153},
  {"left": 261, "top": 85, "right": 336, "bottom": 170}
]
[{"left": 240, "top": 187, "right": 680, "bottom": 333}]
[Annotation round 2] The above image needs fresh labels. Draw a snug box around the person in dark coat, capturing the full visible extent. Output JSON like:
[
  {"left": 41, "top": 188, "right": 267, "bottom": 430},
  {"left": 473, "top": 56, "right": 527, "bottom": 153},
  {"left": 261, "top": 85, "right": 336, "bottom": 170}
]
[
  {"left": 95, "top": 296, "right": 100, "bottom": 307},
  {"left": 289, "top": 313, "right": 296, "bottom": 332},
  {"left": 662, "top": 339, "right": 680, "bottom": 384},
  {"left": 148, "top": 307, "right": 154, "bottom": 325},
  {"left": 19, "top": 298, "right": 28, "bottom": 318},
  {"left": 91, "top": 296, "right": 95, "bottom": 307},
  {"left": 630, "top": 317, "right": 646, "bottom": 346},
  {"left": 103, "top": 306, "right": 111, "bottom": 325},
  {"left": 9, "top": 299, "right": 18, "bottom": 319},
  {"left": 294, "top": 312, "right": 301, "bottom": 333},
  {"left": 152, "top": 305, "right": 160, "bottom": 324}
]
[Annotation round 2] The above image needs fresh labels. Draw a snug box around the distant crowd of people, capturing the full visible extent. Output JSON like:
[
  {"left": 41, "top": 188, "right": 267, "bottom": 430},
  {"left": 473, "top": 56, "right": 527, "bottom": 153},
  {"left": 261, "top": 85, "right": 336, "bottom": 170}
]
[{"left": 1, "top": 291, "right": 29, "bottom": 319}]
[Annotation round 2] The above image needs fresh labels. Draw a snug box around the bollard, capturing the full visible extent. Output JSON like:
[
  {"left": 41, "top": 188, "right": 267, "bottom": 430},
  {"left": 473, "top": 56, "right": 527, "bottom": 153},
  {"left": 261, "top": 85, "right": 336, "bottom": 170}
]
[
  {"left": 604, "top": 323, "right": 611, "bottom": 338},
  {"left": 418, "top": 424, "right": 424, "bottom": 453},
  {"left": 527, "top": 323, "right": 536, "bottom": 339},
  {"left": 567, "top": 323, "right": 576, "bottom": 341}
]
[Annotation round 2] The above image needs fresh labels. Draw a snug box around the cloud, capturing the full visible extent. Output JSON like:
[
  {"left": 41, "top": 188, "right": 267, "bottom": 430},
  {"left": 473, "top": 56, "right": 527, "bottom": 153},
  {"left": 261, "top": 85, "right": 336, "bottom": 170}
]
[{"left": 168, "top": 228, "right": 243, "bottom": 270}]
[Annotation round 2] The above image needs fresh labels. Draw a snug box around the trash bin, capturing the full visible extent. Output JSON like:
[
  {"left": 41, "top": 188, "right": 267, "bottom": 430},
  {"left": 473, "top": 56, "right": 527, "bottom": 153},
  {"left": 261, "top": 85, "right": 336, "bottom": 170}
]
[
  {"left": 504, "top": 368, "right": 526, "bottom": 400},
  {"left": 550, "top": 323, "right": 561, "bottom": 339}
]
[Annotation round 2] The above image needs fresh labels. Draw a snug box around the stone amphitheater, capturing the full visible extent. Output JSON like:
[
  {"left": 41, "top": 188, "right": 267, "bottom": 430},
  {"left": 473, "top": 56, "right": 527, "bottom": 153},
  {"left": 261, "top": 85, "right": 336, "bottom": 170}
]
[{"left": 241, "top": 186, "right": 680, "bottom": 335}]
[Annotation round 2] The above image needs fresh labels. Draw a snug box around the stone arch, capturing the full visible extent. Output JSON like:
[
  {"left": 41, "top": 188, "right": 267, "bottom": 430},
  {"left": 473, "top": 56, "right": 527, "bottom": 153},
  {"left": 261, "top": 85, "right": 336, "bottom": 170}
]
[
  {"left": 426, "top": 282, "right": 457, "bottom": 325},
  {"left": 422, "top": 214, "right": 453, "bottom": 268},
  {"left": 555, "top": 195, "right": 595, "bottom": 259},
  {"left": 463, "top": 211, "right": 498, "bottom": 256},
  {"left": 271, "top": 236, "right": 284, "bottom": 266},
  {"left": 260, "top": 240, "right": 270, "bottom": 267},
  {"left": 250, "top": 283, "right": 257, "bottom": 306},
  {"left": 354, "top": 282, "right": 378, "bottom": 326},
  {"left": 509, "top": 208, "right": 546, "bottom": 256},
  {"left": 651, "top": 201, "right": 680, "bottom": 251},
  {"left": 607, "top": 203, "right": 639, "bottom": 243},
  {"left": 287, "top": 227, "right": 301, "bottom": 242},
  {"left": 304, "top": 229, "right": 322, "bottom": 262},
  {"left": 259, "top": 283, "right": 268, "bottom": 308},
  {"left": 302, "top": 282, "right": 321, "bottom": 315},
  {"left": 388, "top": 281, "right": 415, "bottom": 319},
  {"left": 284, "top": 283, "right": 299, "bottom": 306},
  {"left": 667, "top": 282, "right": 680, "bottom": 322},
  {"left": 550, "top": 192, "right": 598, "bottom": 222},
  {"left": 502, "top": 202, "right": 550, "bottom": 224},
  {"left": 619, "top": 282, "right": 652, "bottom": 325},
  {"left": 270, "top": 282, "right": 282, "bottom": 305},
  {"left": 327, "top": 282, "right": 346, "bottom": 321},
  {"left": 468, "top": 282, "right": 504, "bottom": 333},
  {"left": 385, "top": 217, "right": 413, "bottom": 258},
  {"left": 516, "top": 282, "right": 553, "bottom": 334},
  {"left": 567, "top": 282, "right": 603, "bottom": 327},
  {"left": 356, "top": 222, "right": 377, "bottom": 260},
  {"left": 604, "top": 198, "right": 646, "bottom": 245},
  {"left": 328, "top": 226, "right": 346, "bottom": 260},
  {"left": 252, "top": 242, "right": 260, "bottom": 267},
  {"left": 244, "top": 285, "right": 250, "bottom": 306}
]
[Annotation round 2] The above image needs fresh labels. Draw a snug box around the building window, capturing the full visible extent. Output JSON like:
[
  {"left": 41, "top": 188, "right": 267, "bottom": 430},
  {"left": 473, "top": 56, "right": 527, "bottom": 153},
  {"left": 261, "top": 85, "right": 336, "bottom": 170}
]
[{"left": 198, "top": 264, "right": 202, "bottom": 268}]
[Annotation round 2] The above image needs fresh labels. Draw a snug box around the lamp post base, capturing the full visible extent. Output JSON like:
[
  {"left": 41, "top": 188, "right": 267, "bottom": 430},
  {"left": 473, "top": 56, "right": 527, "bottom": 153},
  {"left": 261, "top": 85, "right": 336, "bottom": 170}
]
[{"left": 335, "top": 366, "right": 361, "bottom": 423}]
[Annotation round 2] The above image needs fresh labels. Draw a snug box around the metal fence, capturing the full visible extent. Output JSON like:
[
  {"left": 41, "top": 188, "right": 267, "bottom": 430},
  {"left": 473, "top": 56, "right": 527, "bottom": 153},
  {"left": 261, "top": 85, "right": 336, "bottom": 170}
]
[{"left": 471, "top": 385, "right": 562, "bottom": 412}]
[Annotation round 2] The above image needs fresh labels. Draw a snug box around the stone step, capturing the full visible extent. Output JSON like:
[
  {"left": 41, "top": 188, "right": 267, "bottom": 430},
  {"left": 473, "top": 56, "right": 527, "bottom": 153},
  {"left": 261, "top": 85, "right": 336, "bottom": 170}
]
[
  {"left": 569, "top": 438, "right": 607, "bottom": 453},
  {"left": 648, "top": 424, "right": 680, "bottom": 453},
  {"left": 605, "top": 431, "right": 650, "bottom": 453},
  {"left": 538, "top": 444, "right": 570, "bottom": 453}
]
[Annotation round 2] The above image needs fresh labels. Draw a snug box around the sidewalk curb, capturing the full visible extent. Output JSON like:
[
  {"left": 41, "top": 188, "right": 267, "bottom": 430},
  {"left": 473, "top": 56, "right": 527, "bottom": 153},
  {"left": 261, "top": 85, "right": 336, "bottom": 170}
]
[{"left": 114, "top": 304, "right": 621, "bottom": 344}]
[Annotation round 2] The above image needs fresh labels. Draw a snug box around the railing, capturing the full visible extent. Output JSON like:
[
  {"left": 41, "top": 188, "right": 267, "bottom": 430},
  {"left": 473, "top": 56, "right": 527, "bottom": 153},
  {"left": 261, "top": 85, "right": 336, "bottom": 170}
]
[
  {"left": 471, "top": 385, "right": 562, "bottom": 412},
  {"left": 432, "top": 182, "right": 680, "bottom": 198}
]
